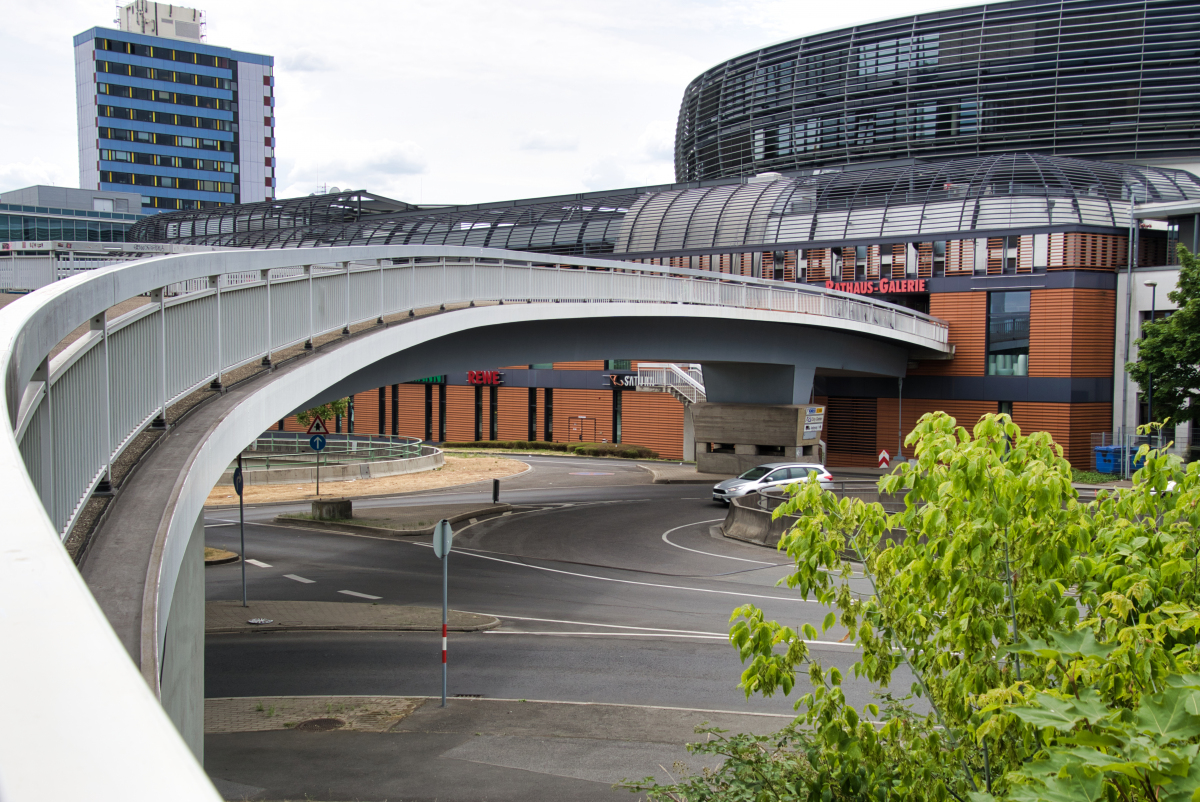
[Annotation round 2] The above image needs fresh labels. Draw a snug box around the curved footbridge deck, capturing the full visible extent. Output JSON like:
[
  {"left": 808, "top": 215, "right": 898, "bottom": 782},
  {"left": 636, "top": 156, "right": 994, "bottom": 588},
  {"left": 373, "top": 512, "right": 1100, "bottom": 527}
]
[{"left": 0, "top": 245, "right": 949, "bottom": 801}]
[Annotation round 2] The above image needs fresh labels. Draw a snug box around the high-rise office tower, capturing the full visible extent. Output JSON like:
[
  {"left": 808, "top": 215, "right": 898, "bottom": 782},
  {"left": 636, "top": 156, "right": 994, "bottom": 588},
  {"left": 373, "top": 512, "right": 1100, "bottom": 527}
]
[{"left": 74, "top": 1, "right": 275, "bottom": 213}]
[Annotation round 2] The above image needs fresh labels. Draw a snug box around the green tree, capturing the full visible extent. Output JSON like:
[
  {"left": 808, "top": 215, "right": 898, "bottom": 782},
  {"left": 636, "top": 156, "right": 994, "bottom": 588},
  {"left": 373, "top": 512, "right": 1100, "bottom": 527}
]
[
  {"left": 1127, "top": 244, "right": 1200, "bottom": 425},
  {"left": 625, "top": 413, "right": 1200, "bottom": 802},
  {"left": 296, "top": 398, "right": 348, "bottom": 428}
]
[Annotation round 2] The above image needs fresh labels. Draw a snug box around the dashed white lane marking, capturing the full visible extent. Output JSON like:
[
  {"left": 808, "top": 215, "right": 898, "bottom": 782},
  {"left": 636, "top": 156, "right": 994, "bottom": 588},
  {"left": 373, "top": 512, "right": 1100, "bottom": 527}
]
[
  {"left": 412, "top": 542, "right": 816, "bottom": 604},
  {"left": 284, "top": 574, "right": 314, "bottom": 584},
  {"left": 661, "top": 520, "right": 779, "bottom": 565},
  {"left": 338, "top": 590, "right": 382, "bottom": 600},
  {"left": 245, "top": 559, "right": 273, "bottom": 568}
]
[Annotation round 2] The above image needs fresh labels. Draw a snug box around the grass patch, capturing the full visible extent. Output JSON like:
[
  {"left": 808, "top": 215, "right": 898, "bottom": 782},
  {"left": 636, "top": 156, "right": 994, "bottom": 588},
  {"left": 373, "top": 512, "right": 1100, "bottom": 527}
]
[
  {"left": 442, "top": 440, "right": 659, "bottom": 459},
  {"left": 1073, "top": 468, "right": 1121, "bottom": 484}
]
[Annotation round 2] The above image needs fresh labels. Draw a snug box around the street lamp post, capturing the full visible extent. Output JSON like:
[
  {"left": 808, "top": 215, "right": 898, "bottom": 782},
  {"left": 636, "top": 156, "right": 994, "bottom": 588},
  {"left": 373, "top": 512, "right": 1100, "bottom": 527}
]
[{"left": 1145, "top": 281, "right": 1158, "bottom": 444}]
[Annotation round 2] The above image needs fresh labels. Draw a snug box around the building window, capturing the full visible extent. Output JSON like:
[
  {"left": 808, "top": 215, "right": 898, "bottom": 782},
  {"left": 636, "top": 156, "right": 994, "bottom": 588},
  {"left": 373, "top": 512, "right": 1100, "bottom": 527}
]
[
  {"left": 606, "top": 360, "right": 631, "bottom": 370},
  {"left": 474, "top": 385, "right": 483, "bottom": 441},
  {"left": 998, "top": 401, "right": 1013, "bottom": 418},
  {"left": 489, "top": 386, "right": 498, "bottom": 441},
  {"left": 529, "top": 363, "right": 553, "bottom": 370},
  {"left": 987, "top": 291, "right": 1030, "bottom": 376},
  {"left": 543, "top": 388, "right": 554, "bottom": 441},
  {"left": 527, "top": 388, "right": 538, "bottom": 442},
  {"left": 854, "top": 246, "right": 868, "bottom": 279},
  {"left": 612, "top": 390, "right": 623, "bottom": 444},
  {"left": 933, "top": 241, "right": 946, "bottom": 277}
]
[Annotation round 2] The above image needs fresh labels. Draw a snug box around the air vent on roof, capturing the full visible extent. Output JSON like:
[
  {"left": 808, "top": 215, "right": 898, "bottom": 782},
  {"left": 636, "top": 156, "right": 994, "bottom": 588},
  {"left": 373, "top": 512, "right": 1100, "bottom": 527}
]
[{"left": 748, "top": 172, "right": 783, "bottom": 183}]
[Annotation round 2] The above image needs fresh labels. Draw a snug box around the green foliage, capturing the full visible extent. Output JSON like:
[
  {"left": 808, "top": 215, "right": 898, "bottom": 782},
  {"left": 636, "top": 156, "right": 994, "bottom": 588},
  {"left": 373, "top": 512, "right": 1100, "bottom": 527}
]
[
  {"left": 1127, "top": 244, "right": 1200, "bottom": 425},
  {"left": 441, "top": 440, "right": 659, "bottom": 458},
  {"left": 630, "top": 413, "right": 1200, "bottom": 801},
  {"left": 296, "top": 398, "right": 348, "bottom": 427}
]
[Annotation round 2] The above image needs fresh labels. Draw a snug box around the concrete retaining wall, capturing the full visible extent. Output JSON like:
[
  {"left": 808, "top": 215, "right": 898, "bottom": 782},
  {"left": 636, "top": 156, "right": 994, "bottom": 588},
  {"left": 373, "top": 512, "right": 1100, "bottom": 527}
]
[{"left": 215, "top": 449, "right": 444, "bottom": 486}]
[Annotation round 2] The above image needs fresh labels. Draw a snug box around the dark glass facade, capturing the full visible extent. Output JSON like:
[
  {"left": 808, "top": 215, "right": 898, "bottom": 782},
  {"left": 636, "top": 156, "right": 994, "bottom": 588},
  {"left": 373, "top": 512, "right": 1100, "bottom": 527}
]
[{"left": 674, "top": 0, "right": 1200, "bottom": 181}]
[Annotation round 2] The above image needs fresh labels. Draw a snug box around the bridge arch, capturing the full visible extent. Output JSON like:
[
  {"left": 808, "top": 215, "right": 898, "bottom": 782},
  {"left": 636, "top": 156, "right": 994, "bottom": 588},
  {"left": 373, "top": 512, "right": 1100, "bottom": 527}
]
[{"left": 0, "top": 245, "right": 949, "bottom": 799}]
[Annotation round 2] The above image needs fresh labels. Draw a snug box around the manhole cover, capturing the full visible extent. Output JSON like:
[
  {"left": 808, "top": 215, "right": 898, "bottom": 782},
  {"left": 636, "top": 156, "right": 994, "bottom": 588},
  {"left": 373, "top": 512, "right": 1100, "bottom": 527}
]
[
  {"left": 247, "top": 618, "right": 274, "bottom": 625},
  {"left": 295, "top": 718, "right": 345, "bottom": 732},
  {"left": 569, "top": 471, "right": 614, "bottom": 476}
]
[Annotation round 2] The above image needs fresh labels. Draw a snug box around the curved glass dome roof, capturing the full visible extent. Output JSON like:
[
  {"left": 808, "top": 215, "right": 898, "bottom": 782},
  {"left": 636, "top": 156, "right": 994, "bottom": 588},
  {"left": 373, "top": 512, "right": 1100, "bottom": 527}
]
[
  {"left": 616, "top": 154, "right": 1200, "bottom": 253},
  {"left": 128, "top": 155, "right": 1200, "bottom": 255}
]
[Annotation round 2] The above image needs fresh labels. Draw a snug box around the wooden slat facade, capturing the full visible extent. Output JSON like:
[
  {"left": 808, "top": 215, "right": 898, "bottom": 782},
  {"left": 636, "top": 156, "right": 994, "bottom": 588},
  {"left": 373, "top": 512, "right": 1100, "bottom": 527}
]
[
  {"left": 496, "top": 387, "right": 529, "bottom": 440},
  {"left": 620, "top": 392, "right": 685, "bottom": 459},
  {"left": 1013, "top": 402, "right": 1112, "bottom": 468},
  {"left": 443, "top": 386, "right": 475, "bottom": 441},
  {"left": 552, "top": 389, "right": 614, "bottom": 444},
  {"left": 909, "top": 292, "right": 986, "bottom": 376},
  {"left": 552, "top": 361, "right": 606, "bottom": 371},
  {"left": 1029, "top": 289, "right": 1115, "bottom": 377}
]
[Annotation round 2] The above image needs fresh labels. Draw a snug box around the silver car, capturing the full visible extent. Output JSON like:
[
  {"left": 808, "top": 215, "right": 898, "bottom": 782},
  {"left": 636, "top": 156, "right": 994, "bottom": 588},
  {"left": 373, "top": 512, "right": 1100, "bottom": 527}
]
[{"left": 712, "top": 462, "right": 833, "bottom": 505}]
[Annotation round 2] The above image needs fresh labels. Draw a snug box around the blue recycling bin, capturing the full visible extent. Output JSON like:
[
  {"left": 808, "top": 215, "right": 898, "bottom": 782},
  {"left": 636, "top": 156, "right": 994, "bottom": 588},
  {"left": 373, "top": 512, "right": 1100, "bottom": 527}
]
[{"left": 1094, "top": 445, "right": 1121, "bottom": 474}]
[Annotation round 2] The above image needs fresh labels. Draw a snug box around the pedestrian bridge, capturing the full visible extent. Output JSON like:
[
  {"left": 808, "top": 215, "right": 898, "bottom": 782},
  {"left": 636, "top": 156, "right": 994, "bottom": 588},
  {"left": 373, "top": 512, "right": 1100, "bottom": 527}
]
[{"left": 0, "top": 245, "right": 949, "bottom": 800}]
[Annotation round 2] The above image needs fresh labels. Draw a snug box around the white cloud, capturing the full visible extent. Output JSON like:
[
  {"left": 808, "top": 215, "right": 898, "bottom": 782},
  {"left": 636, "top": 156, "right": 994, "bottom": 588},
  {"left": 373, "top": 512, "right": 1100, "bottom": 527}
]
[
  {"left": 517, "top": 130, "right": 578, "bottom": 152},
  {"left": 1, "top": 0, "right": 977, "bottom": 203},
  {"left": 636, "top": 121, "right": 677, "bottom": 163},
  {"left": 582, "top": 158, "right": 627, "bottom": 191},
  {"left": 281, "top": 51, "right": 332, "bottom": 72}
]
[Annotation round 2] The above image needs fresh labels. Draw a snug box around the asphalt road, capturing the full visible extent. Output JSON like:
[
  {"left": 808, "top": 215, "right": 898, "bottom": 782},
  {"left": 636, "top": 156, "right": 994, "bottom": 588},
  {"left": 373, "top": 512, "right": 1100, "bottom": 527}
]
[{"left": 205, "top": 456, "right": 912, "bottom": 715}]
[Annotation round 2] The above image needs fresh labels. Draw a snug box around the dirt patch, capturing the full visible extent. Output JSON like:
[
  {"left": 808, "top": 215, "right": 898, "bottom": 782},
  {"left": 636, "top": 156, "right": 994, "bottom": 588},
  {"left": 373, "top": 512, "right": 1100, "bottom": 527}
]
[
  {"left": 205, "top": 455, "right": 527, "bottom": 506},
  {"left": 205, "top": 697, "right": 424, "bottom": 733}
]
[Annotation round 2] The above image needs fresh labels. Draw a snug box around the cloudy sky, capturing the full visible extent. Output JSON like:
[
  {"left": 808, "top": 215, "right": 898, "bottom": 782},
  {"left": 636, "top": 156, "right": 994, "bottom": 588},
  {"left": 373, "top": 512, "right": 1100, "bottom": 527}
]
[{"left": 3, "top": 0, "right": 967, "bottom": 206}]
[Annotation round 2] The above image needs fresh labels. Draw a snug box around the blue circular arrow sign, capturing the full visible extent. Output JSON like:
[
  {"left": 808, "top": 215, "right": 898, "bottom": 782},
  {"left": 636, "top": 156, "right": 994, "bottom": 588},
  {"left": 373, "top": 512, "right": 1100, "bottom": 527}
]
[
  {"left": 232, "top": 466, "right": 244, "bottom": 496},
  {"left": 309, "top": 434, "right": 327, "bottom": 452}
]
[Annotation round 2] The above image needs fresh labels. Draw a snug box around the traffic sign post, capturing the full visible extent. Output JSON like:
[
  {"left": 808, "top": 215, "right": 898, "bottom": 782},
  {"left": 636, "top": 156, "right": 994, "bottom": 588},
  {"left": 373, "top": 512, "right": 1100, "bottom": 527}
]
[
  {"left": 309, "top": 428, "right": 327, "bottom": 495},
  {"left": 432, "top": 519, "right": 454, "bottom": 707},
  {"left": 233, "top": 455, "right": 246, "bottom": 607}
]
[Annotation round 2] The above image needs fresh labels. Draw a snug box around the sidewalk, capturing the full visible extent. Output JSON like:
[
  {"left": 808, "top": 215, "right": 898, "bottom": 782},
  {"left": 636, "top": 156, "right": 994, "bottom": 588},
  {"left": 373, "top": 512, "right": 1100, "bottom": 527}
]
[
  {"left": 205, "top": 600, "right": 499, "bottom": 634},
  {"left": 270, "top": 502, "right": 514, "bottom": 537},
  {"left": 638, "top": 463, "right": 732, "bottom": 484},
  {"left": 205, "top": 696, "right": 792, "bottom": 801}
]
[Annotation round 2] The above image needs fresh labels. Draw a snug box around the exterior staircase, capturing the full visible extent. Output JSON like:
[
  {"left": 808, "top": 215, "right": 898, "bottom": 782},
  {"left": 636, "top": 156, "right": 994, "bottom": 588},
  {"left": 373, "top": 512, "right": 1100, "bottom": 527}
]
[{"left": 635, "top": 363, "right": 705, "bottom": 405}]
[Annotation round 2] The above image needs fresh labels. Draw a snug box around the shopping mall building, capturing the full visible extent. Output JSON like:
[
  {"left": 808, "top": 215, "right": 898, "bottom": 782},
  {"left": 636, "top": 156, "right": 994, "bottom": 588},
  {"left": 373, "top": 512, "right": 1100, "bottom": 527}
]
[{"left": 128, "top": 0, "right": 1200, "bottom": 468}]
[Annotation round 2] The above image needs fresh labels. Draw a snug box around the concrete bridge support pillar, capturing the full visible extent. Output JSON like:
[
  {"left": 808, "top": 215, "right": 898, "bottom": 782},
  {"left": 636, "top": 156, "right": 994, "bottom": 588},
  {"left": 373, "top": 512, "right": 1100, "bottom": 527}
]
[{"left": 159, "top": 514, "right": 206, "bottom": 761}]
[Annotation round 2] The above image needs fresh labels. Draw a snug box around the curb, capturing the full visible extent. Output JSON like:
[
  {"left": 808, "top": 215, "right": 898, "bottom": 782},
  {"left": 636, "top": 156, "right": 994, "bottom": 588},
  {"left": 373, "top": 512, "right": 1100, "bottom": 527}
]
[
  {"left": 205, "top": 551, "right": 240, "bottom": 566},
  {"left": 206, "top": 618, "right": 500, "bottom": 635},
  {"left": 203, "top": 461, "right": 534, "bottom": 510},
  {"left": 271, "top": 503, "right": 514, "bottom": 537}
]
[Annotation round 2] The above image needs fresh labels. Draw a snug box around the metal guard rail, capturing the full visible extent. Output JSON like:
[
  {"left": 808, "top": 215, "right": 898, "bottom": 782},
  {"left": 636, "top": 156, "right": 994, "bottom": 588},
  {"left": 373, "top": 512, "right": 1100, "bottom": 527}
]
[
  {"left": 0, "top": 244, "right": 948, "bottom": 801},
  {"left": 636, "top": 362, "right": 707, "bottom": 403},
  {"left": 6, "top": 245, "right": 947, "bottom": 540}
]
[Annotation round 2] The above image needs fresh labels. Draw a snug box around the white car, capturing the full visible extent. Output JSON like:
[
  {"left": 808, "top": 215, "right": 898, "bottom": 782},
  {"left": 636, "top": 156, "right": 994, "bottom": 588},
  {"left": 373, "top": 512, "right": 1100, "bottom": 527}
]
[{"left": 712, "top": 462, "right": 834, "bottom": 505}]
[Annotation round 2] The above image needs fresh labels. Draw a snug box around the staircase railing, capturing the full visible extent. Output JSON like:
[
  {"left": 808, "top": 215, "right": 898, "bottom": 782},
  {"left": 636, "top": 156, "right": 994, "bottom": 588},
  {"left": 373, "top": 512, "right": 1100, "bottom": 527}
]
[{"left": 636, "top": 362, "right": 706, "bottom": 404}]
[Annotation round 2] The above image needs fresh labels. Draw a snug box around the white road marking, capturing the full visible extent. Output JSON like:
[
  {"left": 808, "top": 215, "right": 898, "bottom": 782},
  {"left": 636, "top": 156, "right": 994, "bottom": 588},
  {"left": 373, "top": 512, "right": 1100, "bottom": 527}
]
[
  {"left": 413, "top": 542, "right": 817, "bottom": 604},
  {"left": 283, "top": 574, "right": 314, "bottom": 584},
  {"left": 463, "top": 612, "right": 725, "bottom": 636},
  {"left": 245, "top": 559, "right": 273, "bottom": 568},
  {"left": 661, "top": 520, "right": 779, "bottom": 565},
  {"left": 487, "top": 631, "right": 728, "bottom": 640},
  {"left": 204, "top": 523, "right": 235, "bottom": 528},
  {"left": 471, "top": 613, "right": 860, "bottom": 648},
  {"left": 338, "top": 590, "right": 382, "bottom": 600}
]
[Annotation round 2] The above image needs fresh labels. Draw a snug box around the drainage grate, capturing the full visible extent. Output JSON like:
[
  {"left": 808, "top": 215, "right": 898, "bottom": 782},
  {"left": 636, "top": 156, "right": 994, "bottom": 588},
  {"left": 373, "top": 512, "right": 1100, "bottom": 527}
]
[
  {"left": 454, "top": 694, "right": 483, "bottom": 698},
  {"left": 247, "top": 618, "right": 274, "bottom": 625}
]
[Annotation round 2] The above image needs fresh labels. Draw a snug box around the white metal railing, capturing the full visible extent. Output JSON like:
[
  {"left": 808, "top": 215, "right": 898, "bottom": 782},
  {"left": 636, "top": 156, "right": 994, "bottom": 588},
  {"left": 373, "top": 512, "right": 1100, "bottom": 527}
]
[
  {"left": 8, "top": 246, "right": 947, "bottom": 541},
  {"left": 636, "top": 362, "right": 707, "bottom": 403},
  {"left": 0, "top": 243, "right": 949, "bottom": 801}
]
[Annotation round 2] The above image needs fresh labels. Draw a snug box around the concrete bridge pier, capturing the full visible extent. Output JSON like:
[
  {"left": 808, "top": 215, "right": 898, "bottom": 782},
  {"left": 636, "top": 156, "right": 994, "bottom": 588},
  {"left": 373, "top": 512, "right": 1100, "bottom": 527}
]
[{"left": 694, "top": 338, "right": 905, "bottom": 473}]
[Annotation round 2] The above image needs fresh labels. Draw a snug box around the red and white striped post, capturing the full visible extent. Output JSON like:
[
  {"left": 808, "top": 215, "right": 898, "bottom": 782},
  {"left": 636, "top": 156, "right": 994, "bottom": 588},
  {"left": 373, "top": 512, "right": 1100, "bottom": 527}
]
[{"left": 433, "top": 519, "right": 454, "bottom": 707}]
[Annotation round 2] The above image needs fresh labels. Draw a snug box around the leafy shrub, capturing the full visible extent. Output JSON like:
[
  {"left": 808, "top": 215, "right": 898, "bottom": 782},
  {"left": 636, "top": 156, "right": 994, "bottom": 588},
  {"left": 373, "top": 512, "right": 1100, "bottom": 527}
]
[{"left": 627, "top": 414, "right": 1200, "bottom": 802}]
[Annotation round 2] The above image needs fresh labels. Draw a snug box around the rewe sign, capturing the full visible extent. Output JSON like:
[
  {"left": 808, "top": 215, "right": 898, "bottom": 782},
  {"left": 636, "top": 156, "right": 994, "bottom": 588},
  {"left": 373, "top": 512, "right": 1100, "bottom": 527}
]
[{"left": 826, "top": 278, "right": 927, "bottom": 295}]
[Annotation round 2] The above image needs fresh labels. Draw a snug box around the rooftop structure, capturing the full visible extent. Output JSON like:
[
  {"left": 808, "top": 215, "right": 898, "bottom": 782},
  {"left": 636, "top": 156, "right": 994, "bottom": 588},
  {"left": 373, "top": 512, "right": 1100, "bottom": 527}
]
[{"left": 127, "top": 155, "right": 1200, "bottom": 255}]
